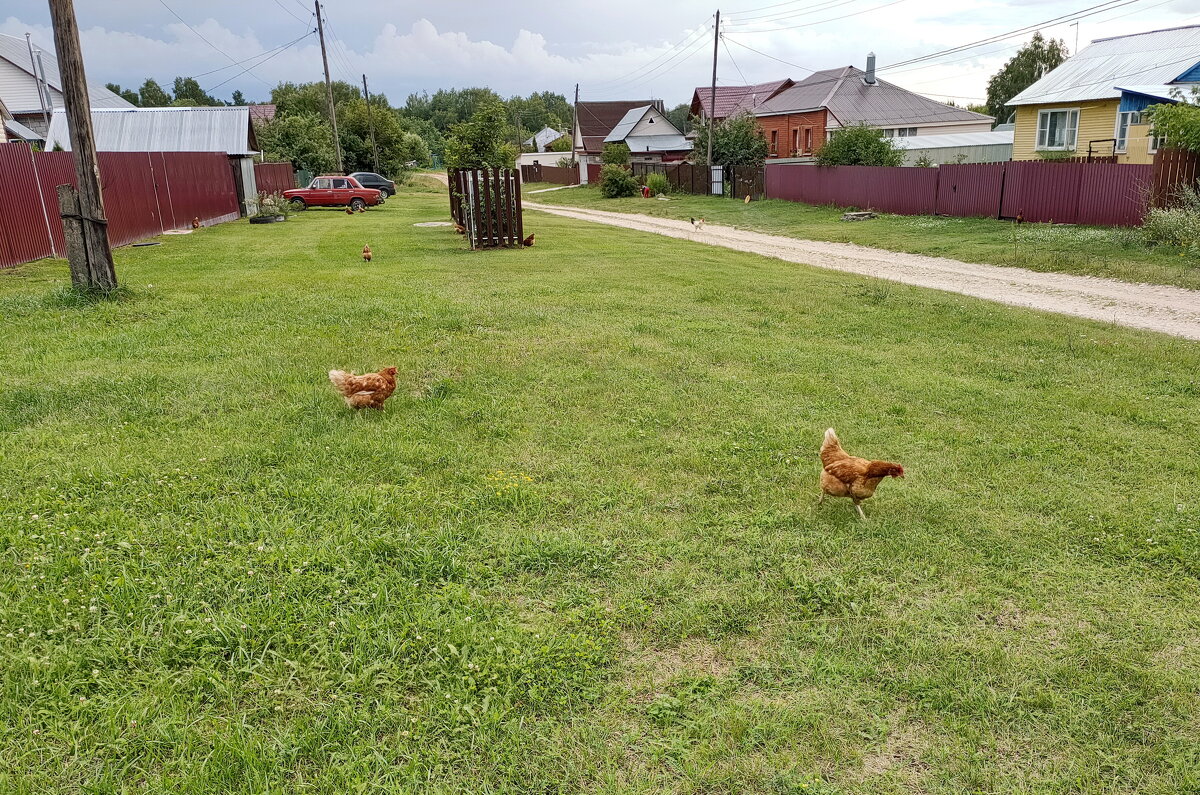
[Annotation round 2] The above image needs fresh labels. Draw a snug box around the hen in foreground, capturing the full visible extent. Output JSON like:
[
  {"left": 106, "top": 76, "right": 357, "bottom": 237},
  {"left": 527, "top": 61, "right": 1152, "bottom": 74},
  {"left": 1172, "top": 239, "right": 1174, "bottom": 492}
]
[
  {"left": 818, "top": 428, "right": 904, "bottom": 520},
  {"left": 328, "top": 367, "right": 398, "bottom": 410}
]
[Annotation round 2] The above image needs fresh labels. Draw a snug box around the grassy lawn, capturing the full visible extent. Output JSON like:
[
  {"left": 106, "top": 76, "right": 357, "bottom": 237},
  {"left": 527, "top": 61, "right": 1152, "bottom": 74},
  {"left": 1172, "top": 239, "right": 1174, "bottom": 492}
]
[
  {"left": 3, "top": 189, "right": 1200, "bottom": 793},
  {"left": 524, "top": 183, "right": 1200, "bottom": 291}
]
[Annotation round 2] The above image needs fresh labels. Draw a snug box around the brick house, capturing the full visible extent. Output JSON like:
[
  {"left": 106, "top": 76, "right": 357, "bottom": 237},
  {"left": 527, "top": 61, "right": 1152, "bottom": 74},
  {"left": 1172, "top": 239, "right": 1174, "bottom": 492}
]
[
  {"left": 689, "top": 80, "right": 793, "bottom": 124},
  {"left": 753, "top": 58, "right": 993, "bottom": 160}
]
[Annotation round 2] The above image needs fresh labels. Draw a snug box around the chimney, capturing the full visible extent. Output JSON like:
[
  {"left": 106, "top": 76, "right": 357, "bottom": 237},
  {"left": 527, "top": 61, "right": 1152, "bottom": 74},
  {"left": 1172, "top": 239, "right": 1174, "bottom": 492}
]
[{"left": 865, "top": 52, "right": 877, "bottom": 85}]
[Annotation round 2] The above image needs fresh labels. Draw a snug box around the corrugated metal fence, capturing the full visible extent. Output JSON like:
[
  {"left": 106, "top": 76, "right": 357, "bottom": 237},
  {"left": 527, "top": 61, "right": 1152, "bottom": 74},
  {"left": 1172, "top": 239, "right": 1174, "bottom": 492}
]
[
  {"left": 253, "top": 161, "right": 297, "bottom": 195},
  {"left": 0, "top": 144, "right": 240, "bottom": 269},
  {"left": 766, "top": 161, "right": 1153, "bottom": 226}
]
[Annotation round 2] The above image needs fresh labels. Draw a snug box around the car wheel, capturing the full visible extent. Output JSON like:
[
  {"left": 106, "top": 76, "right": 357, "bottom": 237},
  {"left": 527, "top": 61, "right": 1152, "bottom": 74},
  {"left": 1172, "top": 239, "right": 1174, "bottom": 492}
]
[
  {"left": 350, "top": 198, "right": 366, "bottom": 212},
  {"left": 289, "top": 198, "right": 306, "bottom": 210},
  {"left": 384, "top": 187, "right": 395, "bottom": 197}
]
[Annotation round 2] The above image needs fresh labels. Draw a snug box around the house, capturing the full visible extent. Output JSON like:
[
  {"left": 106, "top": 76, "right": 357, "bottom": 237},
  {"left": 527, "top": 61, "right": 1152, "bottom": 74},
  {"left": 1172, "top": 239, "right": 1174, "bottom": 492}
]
[
  {"left": 45, "top": 106, "right": 261, "bottom": 214},
  {"left": 689, "top": 79, "right": 793, "bottom": 124},
  {"left": 573, "top": 99, "right": 662, "bottom": 165},
  {"left": 752, "top": 55, "right": 994, "bottom": 159},
  {"left": 1007, "top": 26, "right": 1200, "bottom": 164},
  {"left": 892, "top": 130, "right": 1014, "bottom": 165},
  {"left": 0, "top": 33, "right": 133, "bottom": 137},
  {"left": 603, "top": 105, "right": 692, "bottom": 162},
  {"left": 523, "top": 125, "right": 566, "bottom": 152},
  {"left": 516, "top": 150, "right": 569, "bottom": 168}
]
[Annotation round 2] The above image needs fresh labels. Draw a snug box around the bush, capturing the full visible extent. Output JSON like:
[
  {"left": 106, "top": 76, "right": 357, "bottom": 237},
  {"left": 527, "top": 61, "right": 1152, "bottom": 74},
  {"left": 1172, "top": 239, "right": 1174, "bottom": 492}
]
[
  {"left": 601, "top": 142, "right": 630, "bottom": 166},
  {"left": 253, "top": 191, "right": 293, "bottom": 219},
  {"left": 555, "top": 157, "right": 576, "bottom": 169},
  {"left": 644, "top": 172, "right": 669, "bottom": 196},
  {"left": 599, "top": 164, "right": 638, "bottom": 198},
  {"left": 815, "top": 125, "right": 904, "bottom": 167},
  {"left": 1141, "top": 184, "right": 1200, "bottom": 253}
]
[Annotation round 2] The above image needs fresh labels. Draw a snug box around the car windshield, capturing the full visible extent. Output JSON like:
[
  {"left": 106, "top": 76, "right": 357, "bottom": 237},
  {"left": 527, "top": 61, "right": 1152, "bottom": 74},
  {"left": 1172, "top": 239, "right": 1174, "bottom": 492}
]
[{"left": 311, "top": 178, "right": 332, "bottom": 189}]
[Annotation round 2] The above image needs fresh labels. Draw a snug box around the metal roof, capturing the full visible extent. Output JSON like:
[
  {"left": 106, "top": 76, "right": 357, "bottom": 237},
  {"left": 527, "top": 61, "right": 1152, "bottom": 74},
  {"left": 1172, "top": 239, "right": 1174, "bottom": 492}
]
[
  {"left": 1008, "top": 25, "right": 1200, "bottom": 106},
  {"left": 45, "top": 106, "right": 257, "bottom": 155},
  {"left": 691, "top": 80, "right": 793, "bottom": 118},
  {"left": 5, "top": 118, "right": 42, "bottom": 141},
  {"left": 604, "top": 105, "right": 652, "bottom": 142},
  {"left": 1113, "top": 84, "right": 1182, "bottom": 101},
  {"left": 523, "top": 126, "right": 565, "bottom": 150},
  {"left": 624, "top": 134, "right": 692, "bottom": 152},
  {"left": 756, "top": 66, "right": 991, "bottom": 127},
  {"left": 890, "top": 130, "right": 1013, "bottom": 150},
  {"left": 576, "top": 99, "right": 660, "bottom": 152},
  {"left": 0, "top": 33, "right": 133, "bottom": 112}
]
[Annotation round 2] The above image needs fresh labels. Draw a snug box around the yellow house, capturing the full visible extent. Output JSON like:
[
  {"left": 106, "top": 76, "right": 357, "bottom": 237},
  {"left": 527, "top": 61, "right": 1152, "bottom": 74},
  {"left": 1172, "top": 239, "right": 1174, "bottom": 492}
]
[{"left": 1008, "top": 26, "right": 1200, "bottom": 164}]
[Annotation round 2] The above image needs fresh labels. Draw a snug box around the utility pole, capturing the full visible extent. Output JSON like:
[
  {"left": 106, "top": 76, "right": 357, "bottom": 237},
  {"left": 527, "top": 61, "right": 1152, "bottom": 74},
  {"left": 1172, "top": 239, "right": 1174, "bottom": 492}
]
[
  {"left": 46, "top": 0, "right": 117, "bottom": 292},
  {"left": 361, "top": 73, "right": 379, "bottom": 173},
  {"left": 573, "top": 82, "right": 581, "bottom": 181},
  {"left": 26, "top": 34, "right": 50, "bottom": 132},
  {"left": 707, "top": 10, "right": 720, "bottom": 186},
  {"left": 315, "top": 1, "right": 343, "bottom": 173}
]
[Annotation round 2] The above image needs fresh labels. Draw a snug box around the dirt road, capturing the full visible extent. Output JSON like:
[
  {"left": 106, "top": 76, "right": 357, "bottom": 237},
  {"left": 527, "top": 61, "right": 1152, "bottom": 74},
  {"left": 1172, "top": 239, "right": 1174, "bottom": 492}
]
[{"left": 525, "top": 201, "right": 1200, "bottom": 341}]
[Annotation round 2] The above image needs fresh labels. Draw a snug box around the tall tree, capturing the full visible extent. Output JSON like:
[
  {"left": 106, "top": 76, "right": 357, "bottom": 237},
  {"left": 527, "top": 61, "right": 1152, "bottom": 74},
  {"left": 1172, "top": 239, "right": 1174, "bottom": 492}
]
[
  {"left": 985, "top": 33, "right": 1069, "bottom": 123},
  {"left": 172, "top": 76, "right": 223, "bottom": 106},
  {"left": 105, "top": 82, "right": 140, "bottom": 105},
  {"left": 690, "top": 112, "right": 768, "bottom": 166},
  {"left": 230, "top": 90, "right": 247, "bottom": 106},
  {"left": 137, "top": 78, "right": 172, "bottom": 107},
  {"left": 665, "top": 103, "right": 691, "bottom": 133},
  {"left": 255, "top": 114, "right": 338, "bottom": 173},
  {"left": 442, "top": 98, "right": 515, "bottom": 169}
]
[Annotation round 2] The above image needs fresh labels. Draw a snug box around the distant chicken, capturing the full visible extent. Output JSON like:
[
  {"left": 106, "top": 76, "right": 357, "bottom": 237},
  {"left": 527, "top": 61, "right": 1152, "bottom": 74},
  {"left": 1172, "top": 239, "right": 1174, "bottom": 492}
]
[
  {"left": 362, "top": 244, "right": 373, "bottom": 262},
  {"left": 818, "top": 428, "right": 905, "bottom": 521},
  {"left": 328, "top": 367, "right": 398, "bottom": 410},
  {"left": 191, "top": 217, "right": 200, "bottom": 229},
  {"left": 1015, "top": 210, "right": 1025, "bottom": 224},
  {"left": 346, "top": 206, "right": 355, "bottom": 215},
  {"left": 357, "top": 205, "right": 367, "bottom": 213},
  {"left": 454, "top": 222, "right": 466, "bottom": 235},
  {"left": 690, "top": 217, "right": 705, "bottom": 231},
  {"left": 522, "top": 233, "right": 535, "bottom": 247}
]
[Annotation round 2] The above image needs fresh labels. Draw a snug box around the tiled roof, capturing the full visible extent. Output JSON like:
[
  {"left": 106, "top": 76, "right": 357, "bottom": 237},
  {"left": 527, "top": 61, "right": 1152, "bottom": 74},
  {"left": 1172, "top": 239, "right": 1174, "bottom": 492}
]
[
  {"left": 248, "top": 104, "right": 276, "bottom": 123},
  {"left": 1009, "top": 25, "right": 1200, "bottom": 106},
  {"left": 691, "top": 79, "right": 792, "bottom": 119}
]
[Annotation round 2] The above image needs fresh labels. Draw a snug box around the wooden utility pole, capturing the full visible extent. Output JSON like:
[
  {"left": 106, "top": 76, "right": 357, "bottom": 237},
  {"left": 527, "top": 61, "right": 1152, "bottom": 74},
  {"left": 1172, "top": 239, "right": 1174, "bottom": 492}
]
[
  {"left": 573, "top": 82, "right": 581, "bottom": 180},
  {"left": 707, "top": 10, "right": 720, "bottom": 178},
  {"left": 46, "top": 0, "right": 117, "bottom": 292},
  {"left": 362, "top": 73, "right": 380, "bottom": 173},
  {"left": 315, "top": 1, "right": 343, "bottom": 173}
]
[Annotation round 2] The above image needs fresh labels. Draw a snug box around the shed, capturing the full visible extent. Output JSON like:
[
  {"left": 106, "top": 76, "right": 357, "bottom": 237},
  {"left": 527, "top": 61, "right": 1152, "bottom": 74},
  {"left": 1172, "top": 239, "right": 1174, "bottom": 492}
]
[
  {"left": 892, "top": 130, "right": 1014, "bottom": 165},
  {"left": 45, "top": 106, "right": 261, "bottom": 215}
]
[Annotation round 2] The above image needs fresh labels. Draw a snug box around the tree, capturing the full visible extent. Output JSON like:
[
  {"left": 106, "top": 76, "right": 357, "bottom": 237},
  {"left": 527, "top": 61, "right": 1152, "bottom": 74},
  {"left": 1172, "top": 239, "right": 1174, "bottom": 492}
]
[
  {"left": 601, "top": 142, "right": 630, "bottom": 165},
  {"left": 985, "top": 33, "right": 1069, "bottom": 123},
  {"left": 137, "top": 78, "right": 172, "bottom": 107},
  {"left": 546, "top": 135, "right": 572, "bottom": 152},
  {"left": 443, "top": 98, "right": 515, "bottom": 169},
  {"left": 172, "top": 76, "right": 223, "bottom": 106},
  {"left": 814, "top": 125, "right": 904, "bottom": 167},
  {"left": 337, "top": 99, "right": 433, "bottom": 174},
  {"left": 271, "top": 80, "right": 359, "bottom": 120},
  {"left": 255, "top": 114, "right": 338, "bottom": 174},
  {"left": 690, "top": 112, "right": 768, "bottom": 167},
  {"left": 665, "top": 103, "right": 691, "bottom": 133},
  {"left": 231, "top": 90, "right": 247, "bottom": 106},
  {"left": 105, "top": 82, "right": 140, "bottom": 105},
  {"left": 1145, "top": 87, "right": 1200, "bottom": 153}
]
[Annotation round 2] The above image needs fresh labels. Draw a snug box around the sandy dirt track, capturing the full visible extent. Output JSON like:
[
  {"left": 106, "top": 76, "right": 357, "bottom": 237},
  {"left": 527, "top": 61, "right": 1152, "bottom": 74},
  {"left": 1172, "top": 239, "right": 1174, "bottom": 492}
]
[{"left": 523, "top": 201, "right": 1200, "bottom": 341}]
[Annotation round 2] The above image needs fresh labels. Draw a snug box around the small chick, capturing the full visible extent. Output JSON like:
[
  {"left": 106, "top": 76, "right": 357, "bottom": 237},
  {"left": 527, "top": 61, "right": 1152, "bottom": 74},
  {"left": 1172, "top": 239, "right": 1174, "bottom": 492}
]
[
  {"left": 454, "top": 222, "right": 466, "bottom": 235},
  {"left": 362, "top": 244, "right": 372, "bottom": 262}
]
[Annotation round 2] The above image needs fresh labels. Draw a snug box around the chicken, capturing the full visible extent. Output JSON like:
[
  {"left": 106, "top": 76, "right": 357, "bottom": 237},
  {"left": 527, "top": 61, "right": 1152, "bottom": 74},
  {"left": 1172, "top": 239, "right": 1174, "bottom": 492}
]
[
  {"left": 357, "top": 205, "right": 367, "bottom": 213},
  {"left": 690, "top": 217, "right": 705, "bottom": 230},
  {"left": 328, "top": 367, "right": 398, "bottom": 410},
  {"left": 522, "top": 233, "right": 535, "bottom": 247},
  {"left": 191, "top": 217, "right": 200, "bottom": 229},
  {"left": 454, "top": 222, "right": 466, "bottom": 235},
  {"left": 818, "top": 428, "right": 904, "bottom": 520},
  {"left": 346, "top": 206, "right": 355, "bottom": 215},
  {"left": 362, "top": 244, "right": 373, "bottom": 262},
  {"left": 1015, "top": 210, "right": 1025, "bottom": 224}
]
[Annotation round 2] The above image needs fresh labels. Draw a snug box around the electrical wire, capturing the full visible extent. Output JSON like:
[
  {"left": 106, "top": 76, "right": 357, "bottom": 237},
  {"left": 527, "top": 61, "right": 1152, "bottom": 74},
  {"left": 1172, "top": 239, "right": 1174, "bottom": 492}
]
[
  {"left": 720, "top": 34, "right": 749, "bottom": 85},
  {"left": 190, "top": 32, "right": 314, "bottom": 79},
  {"left": 731, "top": 0, "right": 910, "bottom": 33},
  {"left": 156, "top": 0, "right": 273, "bottom": 87},
  {"left": 270, "top": 0, "right": 308, "bottom": 25},
  {"left": 585, "top": 24, "right": 715, "bottom": 96},
  {"left": 727, "top": 0, "right": 862, "bottom": 26},
  {"left": 586, "top": 15, "right": 714, "bottom": 89},
  {"left": 204, "top": 29, "right": 315, "bottom": 92}
]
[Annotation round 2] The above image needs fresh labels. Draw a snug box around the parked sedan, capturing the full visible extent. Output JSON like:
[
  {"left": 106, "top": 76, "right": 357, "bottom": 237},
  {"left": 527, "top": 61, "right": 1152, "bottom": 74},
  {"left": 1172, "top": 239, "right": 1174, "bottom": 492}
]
[
  {"left": 348, "top": 172, "right": 397, "bottom": 197},
  {"left": 283, "top": 175, "right": 382, "bottom": 211}
]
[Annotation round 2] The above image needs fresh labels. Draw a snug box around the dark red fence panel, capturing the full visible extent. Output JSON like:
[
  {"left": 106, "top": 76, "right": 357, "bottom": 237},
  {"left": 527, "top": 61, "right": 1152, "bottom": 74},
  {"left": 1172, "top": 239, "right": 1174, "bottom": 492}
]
[
  {"left": 254, "top": 161, "right": 295, "bottom": 195},
  {"left": 1000, "top": 161, "right": 1085, "bottom": 224},
  {"left": 32, "top": 151, "right": 77, "bottom": 258},
  {"left": 936, "top": 163, "right": 1005, "bottom": 218},
  {"left": 586, "top": 163, "right": 602, "bottom": 184},
  {"left": 766, "top": 164, "right": 939, "bottom": 214},
  {"left": 1076, "top": 164, "right": 1152, "bottom": 226},
  {"left": 0, "top": 144, "right": 55, "bottom": 268},
  {"left": 158, "top": 152, "right": 240, "bottom": 229},
  {"left": 98, "top": 152, "right": 165, "bottom": 247}
]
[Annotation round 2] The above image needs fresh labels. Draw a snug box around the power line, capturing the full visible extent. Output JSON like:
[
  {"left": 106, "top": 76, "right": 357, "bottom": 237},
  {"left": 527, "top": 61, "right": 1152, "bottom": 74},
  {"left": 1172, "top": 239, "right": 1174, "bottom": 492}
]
[
  {"left": 586, "top": 16, "right": 714, "bottom": 90},
  {"left": 270, "top": 0, "right": 307, "bottom": 24},
  {"left": 204, "top": 29, "right": 314, "bottom": 92},
  {"left": 189, "top": 33, "right": 313, "bottom": 79},
  {"left": 722, "top": 36, "right": 815, "bottom": 74},
  {"left": 727, "top": 0, "right": 861, "bottom": 25},
  {"left": 156, "top": 0, "right": 273, "bottom": 87},
  {"left": 585, "top": 24, "right": 715, "bottom": 96},
  {"left": 720, "top": 34, "right": 749, "bottom": 84},
  {"left": 731, "top": 0, "right": 910, "bottom": 33}
]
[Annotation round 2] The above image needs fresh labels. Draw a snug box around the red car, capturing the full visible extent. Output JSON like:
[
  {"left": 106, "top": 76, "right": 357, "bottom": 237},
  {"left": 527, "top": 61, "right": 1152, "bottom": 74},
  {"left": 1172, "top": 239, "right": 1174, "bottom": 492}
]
[{"left": 284, "top": 175, "right": 383, "bottom": 211}]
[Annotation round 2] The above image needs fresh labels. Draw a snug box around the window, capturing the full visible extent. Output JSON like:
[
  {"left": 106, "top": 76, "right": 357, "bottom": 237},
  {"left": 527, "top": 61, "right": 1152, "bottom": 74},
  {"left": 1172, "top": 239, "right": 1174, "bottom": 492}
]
[
  {"left": 332, "top": 178, "right": 349, "bottom": 189},
  {"left": 1150, "top": 132, "right": 1167, "bottom": 154},
  {"left": 1114, "top": 111, "right": 1142, "bottom": 152},
  {"left": 882, "top": 127, "right": 917, "bottom": 138},
  {"left": 1036, "top": 109, "right": 1079, "bottom": 150},
  {"left": 770, "top": 129, "right": 778, "bottom": 154},
  {"left": 791, "top": 128, "right": 799, "bottom": 155},
  {"left": 312, "top": 178, "right": 332, "bottom": 189},
  {"left": 804, "top": 127, "right": 813, "bottom": 153}
]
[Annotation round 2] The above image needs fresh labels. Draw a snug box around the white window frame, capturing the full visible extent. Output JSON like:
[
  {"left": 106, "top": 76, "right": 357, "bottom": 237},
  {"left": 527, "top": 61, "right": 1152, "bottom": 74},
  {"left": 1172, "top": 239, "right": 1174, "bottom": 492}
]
[
  {"left": 1113, "top": 110, "right": 1143, "bottom": 153},
  {"left": 1149, "top": 132, "right": 1166, "bottom": 154},
  {"left": 1036, "top": 108, "right": 1080, "bottom": 151}
]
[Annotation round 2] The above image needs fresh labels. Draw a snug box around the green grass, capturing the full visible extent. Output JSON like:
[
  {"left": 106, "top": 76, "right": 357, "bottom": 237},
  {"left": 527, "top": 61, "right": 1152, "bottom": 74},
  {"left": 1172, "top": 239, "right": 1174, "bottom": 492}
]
[
  {"left": 3, "top": 191, "right": 1200, "bottom": 793},
  {"left": 525, "top": 184, "right": 1200, "bottom": 290}
]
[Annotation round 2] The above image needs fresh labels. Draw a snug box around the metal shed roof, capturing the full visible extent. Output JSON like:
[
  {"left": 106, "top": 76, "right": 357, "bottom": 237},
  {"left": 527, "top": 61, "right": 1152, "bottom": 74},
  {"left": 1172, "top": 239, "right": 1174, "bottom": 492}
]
[
  {"left": 45, "top": 106, "right": 257, "bottom": 155},
  {"left": 604, "top": 105, "right": 653, "bottom": 142},
  {"left": 624, "top": 134, "right": 692, "bottom": 152},
  {"left": 5, "top": 118, "right": 42, "bottom": 141},
  {"left": 0, "top": 33, "right": 133, "bottom": 113},
  {"left": 890, "top": 130, "right": 1013, "bottom": 150},
  {"left": 1008, "top": 25, "right": 1200, "bottom": 106}
]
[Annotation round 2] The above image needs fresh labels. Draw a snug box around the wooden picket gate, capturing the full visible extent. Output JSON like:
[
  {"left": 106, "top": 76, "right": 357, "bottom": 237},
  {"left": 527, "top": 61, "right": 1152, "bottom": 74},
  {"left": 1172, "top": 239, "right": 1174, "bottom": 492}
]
[{"left": 448, "top": 167, "right": 524, "bottom": 249}]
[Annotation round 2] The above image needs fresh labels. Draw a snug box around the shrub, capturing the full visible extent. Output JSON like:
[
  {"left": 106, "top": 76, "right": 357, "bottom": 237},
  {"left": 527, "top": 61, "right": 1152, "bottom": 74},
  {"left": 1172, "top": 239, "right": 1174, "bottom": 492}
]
[
  {"left": 644, "top": 172, "right": 669, "bottom": 196},
  {"left": 555, "top": 157, "right": 576, "bottom": 169},
  {"left": 599, "top": 164, "right": 638, "bottom": 198},
  {"left": 815, "top": 124, "right": 904, "bottom": 167},
  {"left": 1138, "top": 183, "right": 1200, "bottom": 253},
  {"left": 913, "top": 155, "right": 935, "bottom": 168},
  {"left": 601, "top": 142, "right": 630, "bottom": 166},
  {"left": 253, "top": 191, "right": 293, "bottom": 219}
]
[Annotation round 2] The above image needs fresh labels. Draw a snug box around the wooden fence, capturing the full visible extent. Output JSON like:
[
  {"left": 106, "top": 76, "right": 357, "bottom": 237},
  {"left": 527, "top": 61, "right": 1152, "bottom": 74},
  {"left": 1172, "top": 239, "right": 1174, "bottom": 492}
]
[
  {"left": 1150, "top": 147, "right": 1200, "bottom": 206},
  {"left": 520, "top": 164, "right": 578, "bottom": 185},
  {"left": 448, "top": 167, "right": 524, "bottom": 249},
  {"left": 632, "top": 162, "right": 710, "bottom": 195},
  {"left": 766, "top": 160, "right": 1153, "bottom": 226}
]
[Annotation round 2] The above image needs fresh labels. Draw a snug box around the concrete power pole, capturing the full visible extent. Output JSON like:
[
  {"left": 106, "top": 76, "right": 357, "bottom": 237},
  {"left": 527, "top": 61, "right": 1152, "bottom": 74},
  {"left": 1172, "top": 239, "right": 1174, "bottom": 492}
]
[
  {"left": 46, "top": 0, "right": 117, "bottom": 292},
  {"left": 707, "top": 10, "right": 720, "bottom": 187},
  {"left": 362, "top": 74, "right": 380, "bottom": 173},
  {"left": 573, "top": 82, "right": 582, "bottom": 183},
  {"left": 315, "top": 1, "right": 343, "bottom": 173},
  {"left": 25, "top": 34, "right": 50, "bottom": 132}
]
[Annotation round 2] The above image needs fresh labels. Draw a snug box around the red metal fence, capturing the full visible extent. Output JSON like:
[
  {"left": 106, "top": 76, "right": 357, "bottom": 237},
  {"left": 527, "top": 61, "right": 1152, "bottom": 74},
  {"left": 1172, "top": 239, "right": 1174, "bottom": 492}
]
[
  {"left": 0, "top": 144, "right": 240, "bottom": 269},
  {"left": 520, "top": 164, "right": 578, "bottom": 185},
  {"left": 766, "top": 160, "right": 1153, "bottom": 226},
  {"left": 253, "top": 161, "right": 296, "bottom": 195}
]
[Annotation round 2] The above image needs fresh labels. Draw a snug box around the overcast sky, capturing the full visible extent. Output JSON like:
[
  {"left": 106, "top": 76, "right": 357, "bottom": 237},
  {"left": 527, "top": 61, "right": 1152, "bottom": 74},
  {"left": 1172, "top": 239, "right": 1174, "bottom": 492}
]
[{"left": 5, "top": 0, "right": 1200, "bottom": 113}]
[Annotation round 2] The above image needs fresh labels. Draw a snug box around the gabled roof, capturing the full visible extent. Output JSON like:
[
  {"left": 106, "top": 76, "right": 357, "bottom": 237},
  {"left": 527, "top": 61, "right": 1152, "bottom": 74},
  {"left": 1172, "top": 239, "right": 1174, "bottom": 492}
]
[
  {"left": 623, "top": 134, "right": 692, "bottom": 153},
  {"left": 1008, "top": 25, "right": 1200, "bottom": 106},
  {"left": 575, "top": 99, "right": 661, "bottom": 153},
  {"left": 690, "top": 80, "right": 793, "bottom": 119},
  {"left": 604, "top": 105, "right": 653, "bottom": 142},
  {"left": 756, "top": 66, "right": 992, "bottom": 127},
  {"left": 890, "top": 130, "right": 1014, "bottom": 150},
  {"left": 45, "top": 106, "right": 257, "bottom": 155},
  {"left": 248, "top": 104, "right": 276, "bottom": 124},
  {"left": 603, "top": 105, "right": 691, "bottom": 152},
  {"left": 5, "top": 117, "right": 42, "bottom": 142},
  {"left": 0, "top": 33, "right": 134, "bottom": 114},
  {"left": 524, "top": 126, "right": 565, "bottom": 150}
]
